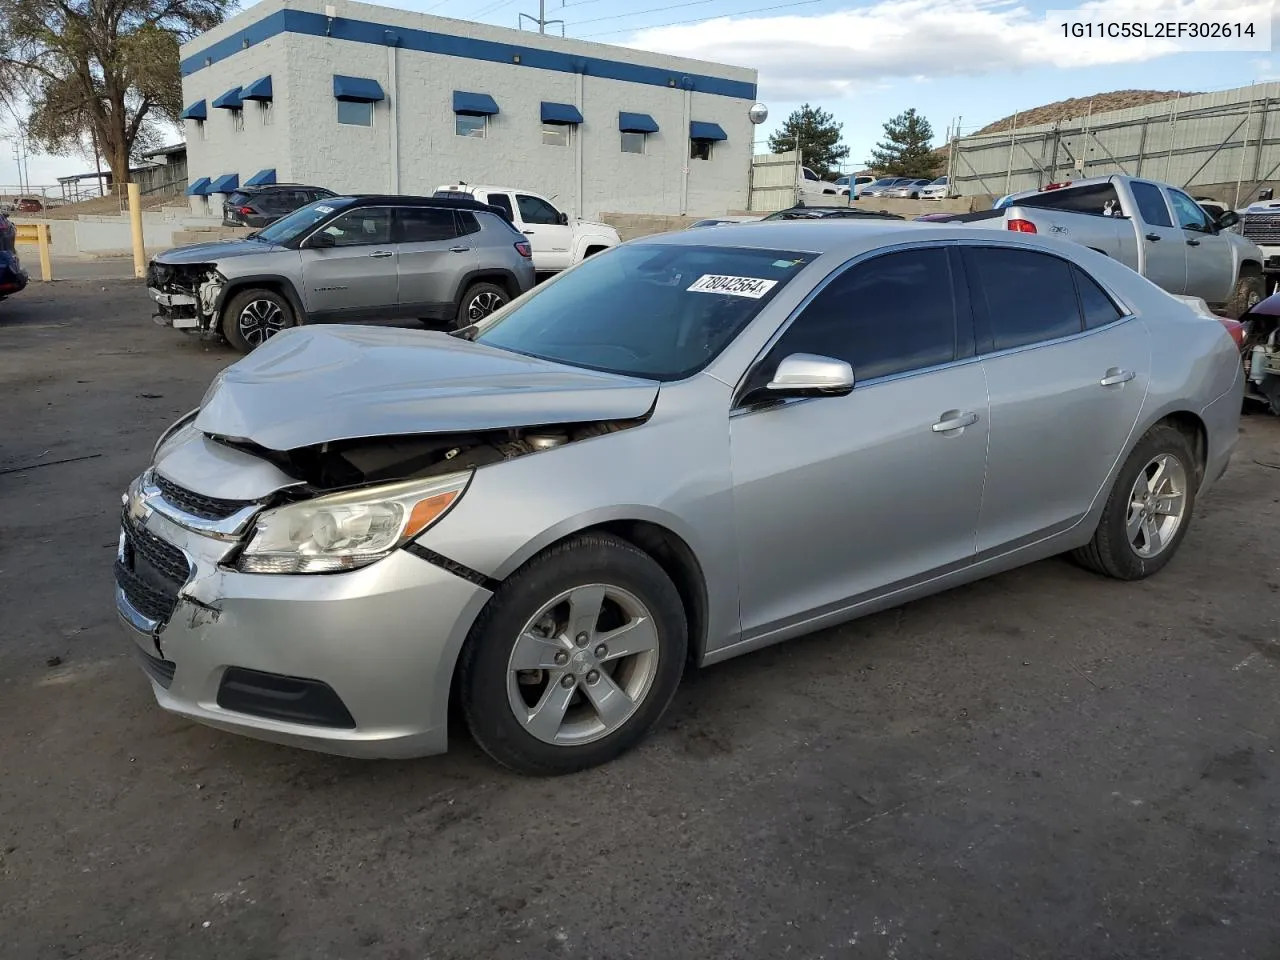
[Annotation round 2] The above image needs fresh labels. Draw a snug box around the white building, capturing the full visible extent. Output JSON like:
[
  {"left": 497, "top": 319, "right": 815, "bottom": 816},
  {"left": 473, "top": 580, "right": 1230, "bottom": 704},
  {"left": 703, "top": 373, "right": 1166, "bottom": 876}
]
[{"left": 178, "top": 0, "right": 759, "bottom": 219}]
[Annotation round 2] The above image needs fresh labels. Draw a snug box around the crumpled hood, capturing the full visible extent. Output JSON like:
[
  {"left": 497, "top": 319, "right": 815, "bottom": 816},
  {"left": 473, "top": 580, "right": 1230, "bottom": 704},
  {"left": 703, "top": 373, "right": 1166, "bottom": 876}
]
[
  {"left": 194, "top": 325, "right": 659, "bottom": 451},
  {"left": 155, "top": 238, "right": 285, "bottom": 265}
]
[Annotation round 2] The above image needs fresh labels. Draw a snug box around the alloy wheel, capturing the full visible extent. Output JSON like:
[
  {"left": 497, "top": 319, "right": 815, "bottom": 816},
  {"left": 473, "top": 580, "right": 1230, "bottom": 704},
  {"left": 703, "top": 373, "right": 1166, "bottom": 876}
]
[
  {"left": 237, "top": 299, "right": 286, "bottom": 346},
  {"left": 505, "top": 583, "right": 660, "bottom": 746},
  {"left": 1126, "top": 453, "right": 1188, "bottom": 559},
  {"left": 467, "top": 291, "right": 506, "bottom": 322}
]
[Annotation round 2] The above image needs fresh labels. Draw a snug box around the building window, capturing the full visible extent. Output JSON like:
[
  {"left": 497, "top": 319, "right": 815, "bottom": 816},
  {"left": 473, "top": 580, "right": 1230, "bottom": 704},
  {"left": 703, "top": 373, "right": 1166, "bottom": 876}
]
[
  {"left": 261, "top": 101, "right": 274, "bottom": 126},
  {"left": 456, "top": 114, "right": 487, "bottom": 138},
  {"left": 690, "top": 139, "right": 713, "bottom": 161},
  {"left": 338, "top": 100, "right": 373, "bottom": 127},
  {"left": 233, "top": 110, "right": 245, "bottom": 132},
  {"left": 542, "top": 123, "right": 570, "bottom": 148},
  {"left": 621, "top": 131, "right": 645, "bottom": 155}
]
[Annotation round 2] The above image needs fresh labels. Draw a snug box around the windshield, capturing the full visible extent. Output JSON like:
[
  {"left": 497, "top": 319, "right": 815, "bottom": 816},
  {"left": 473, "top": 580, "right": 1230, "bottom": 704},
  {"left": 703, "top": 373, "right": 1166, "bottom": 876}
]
[
  {"left": 474, "top": 244, "right": 813, "bottom": 381},
  {"left": 256, "top": 197, "right": 355, "bottom": 244}
]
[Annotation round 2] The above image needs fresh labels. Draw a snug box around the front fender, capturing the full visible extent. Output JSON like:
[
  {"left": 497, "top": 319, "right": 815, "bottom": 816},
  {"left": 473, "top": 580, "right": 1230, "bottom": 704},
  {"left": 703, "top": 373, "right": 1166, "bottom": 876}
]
[{"left": 571, "top": 233, "right": 619, "bottom": 261}]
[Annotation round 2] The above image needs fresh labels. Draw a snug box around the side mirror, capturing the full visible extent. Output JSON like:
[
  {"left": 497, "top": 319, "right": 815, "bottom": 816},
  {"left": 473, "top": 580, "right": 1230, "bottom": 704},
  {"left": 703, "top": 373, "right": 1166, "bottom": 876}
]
[
  {"left": 1215, "top": 210, "right": 1239, "bottom": 230},
  {"left": 557, "top": 211, "right": 569, "bottom": 225},
  {"left": 304, "top": 231, "right": 335, "bottom": 249},
  {"left": 741, "top": 353, "right": 855, "bottom": 406}
]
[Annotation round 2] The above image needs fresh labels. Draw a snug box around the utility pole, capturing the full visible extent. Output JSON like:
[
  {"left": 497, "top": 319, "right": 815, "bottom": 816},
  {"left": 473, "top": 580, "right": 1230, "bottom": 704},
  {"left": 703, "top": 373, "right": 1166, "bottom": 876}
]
[{"left": 518, "top": 0, "right": 563, "bottom": 35}]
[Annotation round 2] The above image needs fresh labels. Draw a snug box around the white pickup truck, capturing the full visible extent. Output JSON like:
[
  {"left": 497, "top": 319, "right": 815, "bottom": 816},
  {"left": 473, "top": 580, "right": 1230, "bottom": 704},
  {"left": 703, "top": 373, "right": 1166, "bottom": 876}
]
[
  {"left": 433, "top": 184, "right": 618, "bottom": 275},
  {"left": 931, "top": 175, "right": 1266, "bottom": 318}
]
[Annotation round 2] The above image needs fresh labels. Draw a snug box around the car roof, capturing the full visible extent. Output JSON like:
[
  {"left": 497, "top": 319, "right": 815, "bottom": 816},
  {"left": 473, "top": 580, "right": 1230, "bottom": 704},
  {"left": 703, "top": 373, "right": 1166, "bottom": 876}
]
[
  {"left": 331, "top": 194, "right": 512, "bottom": 215},
  {"left": 238, "top": 183, "right": 330, "bottom": 191}
]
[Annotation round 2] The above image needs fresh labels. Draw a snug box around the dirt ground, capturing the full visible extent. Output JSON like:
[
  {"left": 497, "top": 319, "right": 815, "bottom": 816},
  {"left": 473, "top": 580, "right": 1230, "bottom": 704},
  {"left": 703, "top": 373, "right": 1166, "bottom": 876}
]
[{"left": 1, "top": 280, "right": 1278, "bottom": 960}]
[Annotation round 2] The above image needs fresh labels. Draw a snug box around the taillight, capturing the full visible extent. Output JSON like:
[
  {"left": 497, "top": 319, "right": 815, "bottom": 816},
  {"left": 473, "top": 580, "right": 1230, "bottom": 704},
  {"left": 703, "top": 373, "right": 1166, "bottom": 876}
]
[
  {"left": 514, "top": 241, "right": 532, "bottom": 258},
  {"left": 1219, "top": 317, "right": 1245, "bottom": 348},
  {"left": 238, "top": 206, "right": 254, "bottom": 215},
  {"left": 1043, "top": 181, "right": 1072, "bottom": 190},
  {"left": 1007, "top": 219, "right": 1037, "bottom": 233}
]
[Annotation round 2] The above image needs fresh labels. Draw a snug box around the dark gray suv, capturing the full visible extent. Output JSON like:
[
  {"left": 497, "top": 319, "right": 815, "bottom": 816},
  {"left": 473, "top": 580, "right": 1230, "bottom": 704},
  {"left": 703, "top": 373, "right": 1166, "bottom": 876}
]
[{"left": 147, "top": 195, "right": 536, "bottom": 352}]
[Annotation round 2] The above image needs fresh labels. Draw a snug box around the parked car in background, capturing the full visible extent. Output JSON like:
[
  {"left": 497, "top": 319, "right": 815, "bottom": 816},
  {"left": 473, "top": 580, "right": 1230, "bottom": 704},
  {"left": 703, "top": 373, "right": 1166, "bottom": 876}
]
[
  {"left": 761, "top": 205, "right": 905, "bottom": 222},
  {"left": 147, "top": 195, "right": 535, "bottom": 352},
  {"left": 920, "top": 176, "right": 953, "bottom": 200},
  {"left": 834, "top": 175, "right": 877, "bottom": 197},
  {"left": 858, "top": 177, "right": 915, "bottom": 198},
  {"left": 433, "top": 184, "right": 618, "bottom": 275},
  {"left": 12, "top": 197, "right": 44, "bottom": 214},
  {"left": 886, "top": 178, "right": 934, "bottom": 199},
  {"left": 222, "top": 184, "right": 336, "bottom": 228},
  {"left": 0, "top": 212, "right": 27, "bottom": 301},
  {"left": 119, "top": 220, "right": 1240, "bottom": 774},
  {"left": 1237, "top": 197, "right": 1280, "bottom": 291},
  {"left": 923, "top": 175, "right": 1265, "bottom": 317},
  {"left": 689, "top": 215, "right": 765, "bottom": 227},
  {"left": 796, "top": 166, "right": 842, "bottom": 201}
]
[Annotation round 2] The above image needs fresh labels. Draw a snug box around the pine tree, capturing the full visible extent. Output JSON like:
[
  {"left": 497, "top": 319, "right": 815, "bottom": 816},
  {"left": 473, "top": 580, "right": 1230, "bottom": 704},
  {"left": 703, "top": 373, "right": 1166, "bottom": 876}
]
[
  {"left": 867, "top": 109, "right": 940, "bottom": 178},
  {"left": 767, "top": 104, "right": 849, "bottom": 180}
]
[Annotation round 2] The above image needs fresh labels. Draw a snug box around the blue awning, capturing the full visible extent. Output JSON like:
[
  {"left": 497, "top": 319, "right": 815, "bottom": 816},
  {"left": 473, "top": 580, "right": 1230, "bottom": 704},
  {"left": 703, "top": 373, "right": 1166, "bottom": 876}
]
[
  {"left": 453, "top": 91, "right": 499, "bottom": 116},
  {"left": 242, "top": 75, "right": 273, "bottom": 101},
  {"left": 212, "top": 87, "right": 242, "bottom": 110},
  {"left": 209, "top": 173, "right": 239, "bottom": 193},
  {"left": 333, "top": 75, "right": 385, "bottom": 102},
  {"left": 541, "top": 101, "right": 583, "bottom": 125},
  {"left": 619, "top": 112, "right": 658, "bottom": 134},
  {"left": 245, "top": 168, "right": 276, "bottom": 187},
  {"left": 185, "top": 177, "right": 211, "bottom": 196},
  {"left": 690, "top": 121, "right": 727, "bottom": 142},
  {"left": 179, "top": 100, "right": 207, "bottom": 121}
]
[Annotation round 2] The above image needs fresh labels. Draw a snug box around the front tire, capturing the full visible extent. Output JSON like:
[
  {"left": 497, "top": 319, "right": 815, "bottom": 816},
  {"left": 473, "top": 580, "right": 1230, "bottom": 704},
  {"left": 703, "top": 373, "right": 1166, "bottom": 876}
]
[
  {"left": 1072, "top": 424, "right": 1199, "bottom": 580},
  {"left": 459, "top": 533, "right": 688, "bottom": 775},
  {"left": 455, "top": 282, "right": 509, "bottom": 329},
  {"left": 220, "top": 287, "right": 295, "bottom": 353}
]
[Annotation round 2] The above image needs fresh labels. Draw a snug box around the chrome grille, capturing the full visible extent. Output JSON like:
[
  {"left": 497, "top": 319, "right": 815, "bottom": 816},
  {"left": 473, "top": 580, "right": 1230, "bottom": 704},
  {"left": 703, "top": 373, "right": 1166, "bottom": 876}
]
[
  {"left": 115, "top": 512, "right": 191, "bottom": 624},
  {"left": 1241, "top": 213, "right": 1280, "bottom": 245},
  {"left": 153, "top": 472, "right": 251, "bottom": 521}
]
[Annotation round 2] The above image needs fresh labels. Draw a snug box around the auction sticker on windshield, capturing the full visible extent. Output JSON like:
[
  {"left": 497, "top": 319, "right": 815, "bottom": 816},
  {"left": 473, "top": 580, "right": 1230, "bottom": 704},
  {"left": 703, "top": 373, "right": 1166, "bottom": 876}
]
[{"left": 687, "top": 274, "right": 778, "bottom": 298}]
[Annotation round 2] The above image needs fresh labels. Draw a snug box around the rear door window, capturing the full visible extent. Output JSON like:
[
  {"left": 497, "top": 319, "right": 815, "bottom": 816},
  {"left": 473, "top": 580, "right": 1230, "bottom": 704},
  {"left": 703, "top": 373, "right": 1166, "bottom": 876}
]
[
  {"left": 1130, "top": 181, "right": 1174, "bottom": 227},
  {"left": 964, "top": 246, "right": 1083, "bottom": 351},
  {"left": 398, "top": 207, "right": 460, "bottom": 243},
  {"left": 1073, "top": 265, "right": 1124, "bottom": 329}
]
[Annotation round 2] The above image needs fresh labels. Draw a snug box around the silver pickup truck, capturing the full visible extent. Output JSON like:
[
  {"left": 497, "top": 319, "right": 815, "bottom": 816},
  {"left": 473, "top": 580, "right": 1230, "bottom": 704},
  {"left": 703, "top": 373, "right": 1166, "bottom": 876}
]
[{"left": 931, "top": 175, "right": 1265, "bottom": 317}]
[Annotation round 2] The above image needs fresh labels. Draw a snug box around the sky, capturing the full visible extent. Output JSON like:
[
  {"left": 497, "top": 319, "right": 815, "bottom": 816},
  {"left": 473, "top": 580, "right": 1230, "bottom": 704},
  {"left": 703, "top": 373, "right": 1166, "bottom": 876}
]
[{"left": 3, "top": 0, "right": 1276, "bottom": 188}]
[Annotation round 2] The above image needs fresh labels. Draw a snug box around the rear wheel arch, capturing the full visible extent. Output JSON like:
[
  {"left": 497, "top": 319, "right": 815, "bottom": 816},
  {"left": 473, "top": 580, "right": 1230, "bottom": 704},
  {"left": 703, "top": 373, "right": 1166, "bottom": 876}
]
[{"left": 452, "top": 268, "right": 521, "bottom": 307}]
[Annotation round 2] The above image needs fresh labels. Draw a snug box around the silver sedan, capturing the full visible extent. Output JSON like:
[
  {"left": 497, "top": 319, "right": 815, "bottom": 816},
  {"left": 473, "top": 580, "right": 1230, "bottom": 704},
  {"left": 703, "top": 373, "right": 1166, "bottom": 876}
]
[{"left": 117, "top": 223, "right": 1244, "bottom": 774}]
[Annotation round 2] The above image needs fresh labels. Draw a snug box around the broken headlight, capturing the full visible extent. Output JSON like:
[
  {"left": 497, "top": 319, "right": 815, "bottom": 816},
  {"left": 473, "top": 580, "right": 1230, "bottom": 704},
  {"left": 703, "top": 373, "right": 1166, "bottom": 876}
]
[{"left": 236, "top": 471, "right": 471, "bottom": 574}]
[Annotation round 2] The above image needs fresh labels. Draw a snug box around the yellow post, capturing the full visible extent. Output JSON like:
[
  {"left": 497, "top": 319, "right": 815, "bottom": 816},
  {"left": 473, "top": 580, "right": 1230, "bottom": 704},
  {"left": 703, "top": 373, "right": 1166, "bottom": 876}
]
[
  {"left": 37, "top": 222, "right": 52, "bottom": 284},
  {"left": 127, "top": 182, "right": 145, "bottom": 279}
]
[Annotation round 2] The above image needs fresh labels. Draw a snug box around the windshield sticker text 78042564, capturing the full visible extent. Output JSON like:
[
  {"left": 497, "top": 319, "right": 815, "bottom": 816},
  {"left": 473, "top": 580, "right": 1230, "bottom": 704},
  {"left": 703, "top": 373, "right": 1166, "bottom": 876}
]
[{"left": 686, "top": 274, "right": 779, "bottom": 299}]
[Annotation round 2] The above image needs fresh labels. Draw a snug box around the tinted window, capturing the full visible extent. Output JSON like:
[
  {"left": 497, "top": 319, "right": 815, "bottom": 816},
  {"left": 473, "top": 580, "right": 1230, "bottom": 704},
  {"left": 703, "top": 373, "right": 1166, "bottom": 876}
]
[
  {"left": 486, "top": 193, "right": 514, "bottom": 220},
  {"left": 803, "top": 168, "right": 819, "bottom": 181},
  {"left": 474, "top": 244, "right": 812, "bottom": 381},
  {"left": 1019, "top": 183, "right": 1119, "bottom": 215},
  {"left": 227, "top": 191, "right": 250, "bottom": 206},
  {"left": 1074, "top": 266, "right": 1124, "bottom": 329},
  {"left": 456, "top": 211, "right": 481, "bottom": 236},
  {"left": 256, "top": 198, "right": 355, "bottom": 245},
  {"left": 1168, "top": 189, "right": 1213, "bottom": 232},
  {"left": 337, "top": 100, "right": 372, "bottom": 127},
  {"left": 517, "top": 194, "right": 561, "bottom": 225},
  {"left": 318, "top": 208, "right": 393, "bottom": 247},
  {"left": 399, "top": 207, "right": 459, "bottom": 242},
  {"left": 1130, "top": 181, "right": 1173, "bottom": 227},
  {"left": 967, "top": 247, "right": 1082, "bottom": 350},
  {"left": 761, "top": 248, "right": 957, "bottom": 383}
]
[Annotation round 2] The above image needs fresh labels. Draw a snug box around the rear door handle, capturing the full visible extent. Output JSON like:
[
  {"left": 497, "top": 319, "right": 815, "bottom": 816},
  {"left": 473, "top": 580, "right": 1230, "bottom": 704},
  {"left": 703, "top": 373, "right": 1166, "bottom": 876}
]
[
  {"left": 932, "top": 410, "right": 979, "bottom": 433},
  {"left": 368, "top": 250, "right": 394, "bottom": 259},
  {"left": 1100, "top": 368, "right": 1136, "bottom": 386},
  {"left": 1145, "top": 233, "right": 1161, "bottom": 241},
  {"left": 1186, "top": 238, "right": 1200, "bottom": 246},
  {"left": 449, "top": 245, "right": 471, "bottom": 253}
]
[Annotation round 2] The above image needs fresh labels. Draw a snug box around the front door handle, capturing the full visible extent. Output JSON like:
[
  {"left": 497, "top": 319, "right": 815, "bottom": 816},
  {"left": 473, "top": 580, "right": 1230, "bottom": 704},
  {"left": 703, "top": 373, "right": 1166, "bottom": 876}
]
[
  {"left": 449, "top": 245, "right": 471, "bottom": 253},
  {"left": 368, "top": 250, "right": 394, "bottom": 259},
  {"left": 1145, "top": 233, "right": 1162, "bottom": 241},
  {"left": 1186, "top": 238, "right": 1200, "bottom": 246},
  {"left": 932, "top": 410, "right": 979, "bottom": 433},
  {"left": 1100, "top": 368, "right": 1136, "bottom": 386}
]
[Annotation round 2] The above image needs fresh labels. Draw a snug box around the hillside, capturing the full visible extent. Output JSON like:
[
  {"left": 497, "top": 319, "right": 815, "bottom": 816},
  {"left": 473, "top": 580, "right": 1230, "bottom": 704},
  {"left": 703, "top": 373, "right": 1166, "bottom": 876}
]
[{"left": 970, "top": 89, "right": 1201, "bottom": 136}]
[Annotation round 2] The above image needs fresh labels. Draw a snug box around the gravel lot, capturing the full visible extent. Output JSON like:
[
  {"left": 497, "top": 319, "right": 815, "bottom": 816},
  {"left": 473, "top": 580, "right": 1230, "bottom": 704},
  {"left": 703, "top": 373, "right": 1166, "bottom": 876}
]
[{"left": 2, "top": 279, "right": 1279, "bottom": 960}]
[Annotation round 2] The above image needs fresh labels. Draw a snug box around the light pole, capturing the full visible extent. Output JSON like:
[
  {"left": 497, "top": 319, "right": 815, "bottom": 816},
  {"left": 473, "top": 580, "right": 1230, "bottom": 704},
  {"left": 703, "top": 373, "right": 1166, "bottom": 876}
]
[{"left": 747, "top": 102, "right": 767, "bottom": 212}]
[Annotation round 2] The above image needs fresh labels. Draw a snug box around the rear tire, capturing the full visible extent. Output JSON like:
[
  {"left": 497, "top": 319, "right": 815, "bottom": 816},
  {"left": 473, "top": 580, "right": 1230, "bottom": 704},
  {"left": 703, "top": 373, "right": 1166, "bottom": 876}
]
[
  {"left": 1072, "top": 424, "right": 1199, "bottom": 580},
  {"left": 459, "top": 533, "right": 688, "bottom": 775},
  {"left": 454, "top": 282, "right": 509, "bottom": 329},
  {"left": 220, "top": 287, "right": 295, "bottom": 354},
  {"left": 1226, "top": 273, "right": 1265, "bottom": 319}
]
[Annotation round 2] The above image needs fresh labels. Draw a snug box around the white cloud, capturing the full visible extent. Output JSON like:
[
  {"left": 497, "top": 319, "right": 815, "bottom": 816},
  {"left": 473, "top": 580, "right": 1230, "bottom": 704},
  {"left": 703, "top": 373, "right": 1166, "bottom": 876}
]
[{"left": 624, "top": 0, "right": 1275, "bottom": 101}]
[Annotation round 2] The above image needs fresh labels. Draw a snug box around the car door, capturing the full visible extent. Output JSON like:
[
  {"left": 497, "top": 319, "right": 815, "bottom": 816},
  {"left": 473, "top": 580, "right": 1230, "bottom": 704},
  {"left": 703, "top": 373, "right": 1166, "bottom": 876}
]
[
  {"left": 964, "top": 244, "right": 1151, "bottom": 554},
  {"left": 396, "top": 206, "right": 474, "bottom": 319},
  {"left": 515, "top": 194, "right": 573, "bottom": 271},
  {"left": 299, "top": 206, "right": 398, "bottom": 319},
  {"left": 1167, "top": 187, "right": 1235, "bottom": 305},
  {"left": 729, "top": 245, "right": 990, "bottom": 638},
  {"left": 1128, "top": 180, "right": 1187, "bottom": 294}
]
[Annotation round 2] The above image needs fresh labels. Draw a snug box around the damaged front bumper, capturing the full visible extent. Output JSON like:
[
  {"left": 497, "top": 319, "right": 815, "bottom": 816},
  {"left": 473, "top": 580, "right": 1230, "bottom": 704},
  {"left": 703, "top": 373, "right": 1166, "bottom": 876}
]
[
  {"left": 114, "top": 469, "right": 492, "bottom": 759},
  {"left": 146, "top": 261, "right": 224, "bottom": 336}
]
